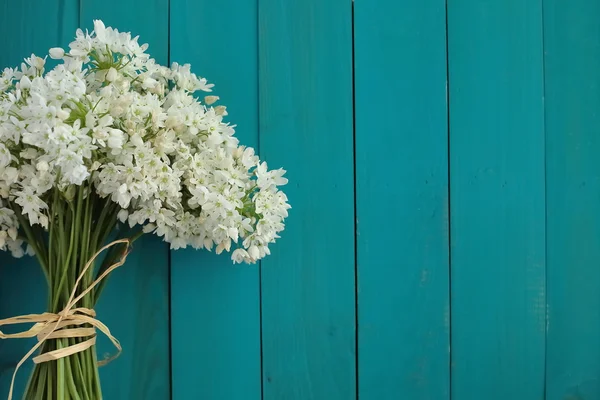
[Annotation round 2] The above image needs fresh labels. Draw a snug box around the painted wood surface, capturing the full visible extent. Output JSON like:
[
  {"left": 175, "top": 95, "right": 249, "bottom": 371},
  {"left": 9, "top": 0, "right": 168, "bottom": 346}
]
[
  {"left": 0, "top": 1, "right": 78, "bottom": 396},
  {"left": 448, "top": 1, "right": 546, "bottom": 399},
  {"left": 169, "top": 0, "right": 262, "bottom": 399},
  {"left": 258, "top": 0, "right": 356, "bottom": 398},
  {"left": 354, "top": 0, "right": 450, "bottom": 399},
  {"left": 2, "top": 1, "right": 600, "bottom": 400},
  {"left": 544, "top": 1, "right": 600, "bottom": 398}
]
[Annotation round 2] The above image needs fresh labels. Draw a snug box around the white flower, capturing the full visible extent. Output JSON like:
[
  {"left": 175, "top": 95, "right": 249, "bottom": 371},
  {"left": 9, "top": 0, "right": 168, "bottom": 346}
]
[
  {"left": 256, "top": 162, "right": 288, "bottom": 189},
  {"left": 9, "top": 240, "right": 25, "bottom": 258},
  {"left": 0, "top": 230, "right": 7, "bottom": 249},
  {"left": 0, "top": 20, "right": 290, "bottom": 264},
  {"left": 107, "top": 129, "right": 125, "bottom": 150},
  {"left": 15, "top": 188, "right": 48, "bottom": 228},
  {"left": 93, "top": 20, "right": 107, "bottom": 42},
  {"left": 248, "top": 245, "right": 260, "bottom": 261},
  {"left": 65, "top": 164, "right": 89, "bottom": 185},
  {"left": 27, "top": 55, "right": 46, "bottom": 71},
  {"left": 0, "top": 144, "right": 11, "bottom": 168},
  {"left": 117, "top": 209, "right": 128, "bottom": 222},
  {"left": 231, "top": 248, "right": 249, "bottom": 264},
  {"left": 36, "top": 161, "right": 49, "bottom": 172}
]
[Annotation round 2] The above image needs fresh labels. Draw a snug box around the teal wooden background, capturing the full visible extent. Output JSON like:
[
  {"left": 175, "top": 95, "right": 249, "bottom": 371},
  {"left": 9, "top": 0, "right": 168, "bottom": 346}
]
[{"left": 1, "top": 0, "right": 600, "bottom": 399}]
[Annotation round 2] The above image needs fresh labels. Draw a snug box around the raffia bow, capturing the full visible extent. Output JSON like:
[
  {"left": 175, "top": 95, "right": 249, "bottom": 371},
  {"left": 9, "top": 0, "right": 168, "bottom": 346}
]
[{"left": 0, "top": 238, "right": 131, "bottom": 400}]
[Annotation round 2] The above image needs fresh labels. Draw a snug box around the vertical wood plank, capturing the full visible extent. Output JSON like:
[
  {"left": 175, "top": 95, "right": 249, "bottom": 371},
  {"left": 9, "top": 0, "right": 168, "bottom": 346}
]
[
  {"left": 96, "top": 237, "right": 170, "bottom": 399},
  {"left": 448, "top": 1, "right": 546, "bottom": 399},
  {"left": 258, "top": 1, "right": 356, "bottom": 399},
  {"left": 0, "top": 1, "right": 79, "bottom": 396},
  {"left": 544, "top": 0, "right": 600, "bottom": 398},
  {"left": 354, "top": 0, "right": 450, "bottom": 398},
  {"left": 169, "top": 1, "right": 262, "bottom": 399},
  {"left": 78, "top": 3, "right": 171, "bottom": 399}
]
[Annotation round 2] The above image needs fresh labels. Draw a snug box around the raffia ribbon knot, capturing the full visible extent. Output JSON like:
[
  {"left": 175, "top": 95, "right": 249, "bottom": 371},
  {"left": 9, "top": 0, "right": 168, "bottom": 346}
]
[{"left": 0, "top": 239, "right": 131, "bottom": 400}]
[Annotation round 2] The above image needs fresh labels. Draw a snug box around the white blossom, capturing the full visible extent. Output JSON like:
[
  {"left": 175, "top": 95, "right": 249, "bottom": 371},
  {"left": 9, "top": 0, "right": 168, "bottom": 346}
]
[{"left": 0, "top": 20, "right": 290, "bottom": 262}]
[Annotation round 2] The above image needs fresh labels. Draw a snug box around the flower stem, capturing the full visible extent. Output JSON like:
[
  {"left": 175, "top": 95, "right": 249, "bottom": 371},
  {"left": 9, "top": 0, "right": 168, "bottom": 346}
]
[
  {"left": 23, "top": 187, "right": 107, "bottom": 399},
  {"left": 56, "top": 340, "right": 65, "bottom": 400},
  {"left": 64, "top": 354, "right": 81, "bottom": 400}
]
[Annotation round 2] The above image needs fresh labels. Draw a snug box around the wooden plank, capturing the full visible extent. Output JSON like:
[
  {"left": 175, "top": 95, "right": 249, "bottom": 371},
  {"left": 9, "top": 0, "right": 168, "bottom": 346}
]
[
  {"left": 169, "top": 1, "right": 262, "bottom": 399},
  {"left": 78, "top": 3, "right": 171, "bottom": 399},
  {"left": 544, "top": 1, "right": 600, "bottom": 398},
  {"left": 95, "top": 236, "right": 170, "bottom": 399},
  {"left": 354, "top": 0, "right": 450, "bottom": 398},
  {"left": 258, "top": 0, "right": 355, "bottom": 399},
  {"left": 0, "top": 1, "right": 79, "bottom": 397},
  {"left": 0, "top": 263, "right": 45, "bottom": 397},
  {"left": 447, "top": 1, "right": 546, "bottom": 399}
]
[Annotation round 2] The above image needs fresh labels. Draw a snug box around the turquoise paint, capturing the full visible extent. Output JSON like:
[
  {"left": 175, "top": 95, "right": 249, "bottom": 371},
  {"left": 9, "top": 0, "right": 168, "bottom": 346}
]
[
  {"left": 169, "top": 0, "right": 262, "bottom": 399},
  {"left": 448, "top": 0, "right": 546, "bottom": 398},
  {"left": 1, "top": 1, "right": 600, "bottom": 399},
  {"left": 354, "top": 0, "right": 450, "bottom": 398},
  {"left": 94, "top": 236, "right": 170, "bottom": 399},
  {"left": 0, "top": 260, "right": 46, "bottom": 396},
  {"left": 544, "top": 1, "right": 600, "bottom": 399},
  {"left": 258, "top": 0, "right": 356, "bottom": 398}
]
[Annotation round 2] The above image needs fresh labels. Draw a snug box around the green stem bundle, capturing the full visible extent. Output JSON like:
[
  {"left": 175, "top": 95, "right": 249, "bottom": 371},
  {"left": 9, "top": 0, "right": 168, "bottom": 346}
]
[{"left": 14, "top": 187, "right": 131, "bottom": 400}]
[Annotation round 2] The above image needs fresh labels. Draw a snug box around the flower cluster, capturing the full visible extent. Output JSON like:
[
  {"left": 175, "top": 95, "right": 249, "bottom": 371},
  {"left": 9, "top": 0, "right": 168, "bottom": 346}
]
[{"left": 0, "top": 20, "right": 290, "bottom": 263}]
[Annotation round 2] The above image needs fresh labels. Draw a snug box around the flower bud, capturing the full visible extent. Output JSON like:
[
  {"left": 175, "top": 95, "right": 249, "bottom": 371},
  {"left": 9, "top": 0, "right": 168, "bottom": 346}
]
[
  {"left": 31, "top": 56, "right": 45, "bottom": 70},
  {"left": 63, "top": 185, "right": 77, "bottom": 202},
  {"left": 49, "top": 47, "right": 65, "bottom": 59},
  {"left": 56, "top": 108, "right": 70, "bottom": 120},
  {"left": 118, "top": 209, "right": 129, "bottom": 222},
  {"left": 106, "top": 67, "right": 118, "bottom": 82},
  {"left": 143, "top": 223, "right": 156, "bottom": 233},
  {"left": 142, "top": 77, "right": 158, "bottom": 89},
  {"left": 232, "top": 146, "right": 244, "bottom": 159},
  {"left": 214, "top": 105, "right": 227, "bottom": 116},
  {"left": 248, "top": 245, "right": 260, "bottom": 260},
  {"left": 36, "top": 161, "right": 49, "bottom": 172},
  {"left": 19, "top": 76, "right": 31, "bottom": 90},
  {"left": 204, "top": 95, "right": 219, "bottom": 105}
]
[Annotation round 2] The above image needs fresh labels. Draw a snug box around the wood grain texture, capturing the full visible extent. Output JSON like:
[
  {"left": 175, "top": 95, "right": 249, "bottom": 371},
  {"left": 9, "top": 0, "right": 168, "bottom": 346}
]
[
  {"left": 258, "top": 0, "right": 356, "bottom": 398},
  {"left": 79, "top": 3, "right": 171, "bottom": 399},
  {"left": 544, "top": 1, "right": 600, "bottom": 398},
  {"left": 448, "top": 1, "right": 546, "bottom": 399},
  {"left": 0, "top": 1, "right": 78, "bottom": 397},
  {"left": 354, "top": 0, "right": 450, "bottom": 399},
  {"left": 169, "top": 1, "right": 262, "bottom": 399}
]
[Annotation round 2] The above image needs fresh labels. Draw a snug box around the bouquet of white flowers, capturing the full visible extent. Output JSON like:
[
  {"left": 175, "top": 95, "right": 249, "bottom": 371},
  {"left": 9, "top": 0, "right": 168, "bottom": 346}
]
[{"left": 0, "top": 20, "right": 289, "bottom": 400}]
